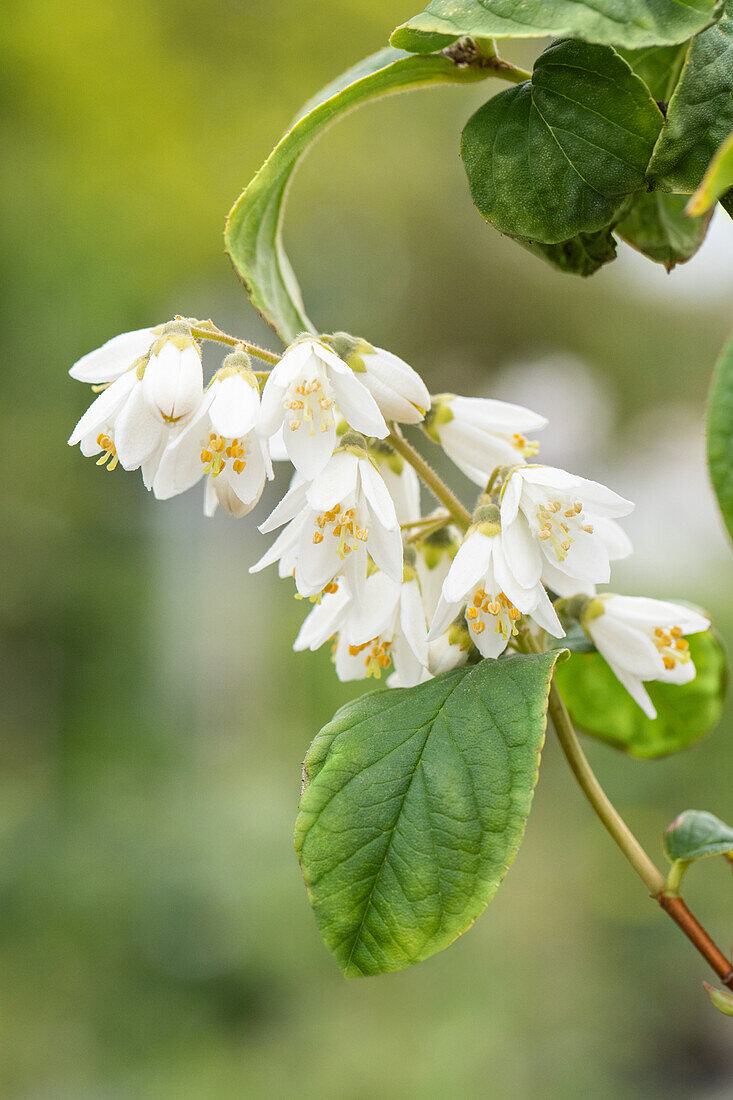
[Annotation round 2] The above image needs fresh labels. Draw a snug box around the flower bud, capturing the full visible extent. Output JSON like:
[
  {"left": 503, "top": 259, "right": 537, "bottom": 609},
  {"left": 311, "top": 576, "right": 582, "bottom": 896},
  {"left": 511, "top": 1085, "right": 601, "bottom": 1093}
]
[{"left": 143, "top": 332, "right": 204, "bottom": 422}]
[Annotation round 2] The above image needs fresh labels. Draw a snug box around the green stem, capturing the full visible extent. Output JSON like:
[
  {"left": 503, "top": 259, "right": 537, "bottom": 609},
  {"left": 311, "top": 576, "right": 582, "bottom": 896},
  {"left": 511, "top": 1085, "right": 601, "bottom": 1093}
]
[
  {"left": 387, "top": 427, "right": 472, "bottom": 531},
  {"left": 548, "top": 683, "right": 665, "bottom": 894},
  {"left": 183, "top": 319, "right": 281, "bottom": 365}
]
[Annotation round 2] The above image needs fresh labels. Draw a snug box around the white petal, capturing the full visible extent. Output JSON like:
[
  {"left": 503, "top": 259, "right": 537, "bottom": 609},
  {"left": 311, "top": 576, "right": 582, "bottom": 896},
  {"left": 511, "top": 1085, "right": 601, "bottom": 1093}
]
[
  {"left": 596, "top": 518, "right": 632, "bottom": 562},
  {"left": 114, "top": 384, "right": 166, "bottom": 469},
  {"left": 521, "top": 466, "right": 634, "bottom": 519},
  {"left": 604, "top": 595, "right": 709, "bottom": 636},
  {"left": 258, "top": 375, "right": 288, "bottom": 437},
  {"left": 428, "top": 593, "right": 463, "bottom": 641},
  {"left": 249, "top": 515, "right": 303, "bottom": 574},
  {"left": 344, "top": 573, "right": 400, "bottom": 645},
  {"left": 366, "top": 522, "right": 403, "bottom": 582},
  {"left": 259, "top": 476, "right": 309, "bottom": 533},
  {"left": 440, "top": 421, "right": 521, "bottom": 485},
  {"left": 67, "top": 371, "right": 138, "bottom": 446},
  {"left": 443, "top": 531, "right": 493, "bottom": 604},
  {"left": 209, "top": 374, "right": 260, "bottom": 439},
  {"left": 541, "top": 558, "right": 596, "bottom": 599},
  {"left": 294, "top": 586, "right": 352, "bottom": 651},
  {"left": 228, "top": 444, "right": 267, "bottom": 507},
  {"left": 203, "top": 477, "right": 218, "bottom": 517},
  {"left": 399, "top": 579, "right": 429, "bottom": 667},
  {"left": 449, "top": 395, "right": 547, "bottom": 434},
  {"left": 69, "top": 327, "right": 157, "bottom": 383},
  {"left": 306, "top": 451, "right": 358, "bottom": 512},
  {"left": 330, "top": 370, "right": 388, "bottom": 438},
  {"left": 551, "top": 529, "right": 610, "bottom": 584},
  {"left": 606, "top": 660, "right": 657, "bottom": 719},
  {"left": 286, "top": 420, "right": 337, "bottom": 480},
  {"left": 474, "top": 625, "right": 509, "bottom": 659},
  {"left": 268, "top": 425, "right": 288, "bottom": 462},
  {"left": 589, "top": 615, "right": 664, "bottom": 678},
  {"left": 143, "top": 341, "right": 203, "bottom": 421},
  {"left": 500, "top": 471, "right": 522, "bottom": 526},
  {"left": 153, "top": 395, "right": 214, "bottom": 499},
  {"left": 501, "top": 514, "right": 543, "bottom": 589},
  {"left": 359, "top": 460, "right": 399, "bottom": 531},
  {"left": 529, "top": 586, "right": 565, "bottom": 639}
]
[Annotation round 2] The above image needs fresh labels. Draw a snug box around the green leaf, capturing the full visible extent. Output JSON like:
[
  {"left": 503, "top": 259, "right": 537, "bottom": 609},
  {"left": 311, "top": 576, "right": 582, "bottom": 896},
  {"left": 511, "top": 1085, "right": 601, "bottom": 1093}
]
[
  {"left": 721, "top": 189, "right": 733, "bottom": 217},
  {"left": 616, "top": 43, "right": 689, "bottom": 100},
  {"left": 648, "top": 1, "right": 733, "bottom": 192},
  {"left": 708, "top": 332, "right": 733, "bottom": 543},
  {"left": 295, "top": 652, "right": 561, "bottom": 977},
  {"left": 686, "top": 128, "right": 733, "bottom": 214},
  {"left": 664, "top": 809, "right": 733, "bottom": 862},
  {"left": 392, "top": 0, "right": 723, "bottom": 52},
  {"left": 460, "top": 40, "right": 663, "bottom": 244},
  {"left": 224, "top": 48, "right": 495, "bottom": 343},
  {"left": 554, "top": 632, "right": 727, "bottom": 759},
  {"left": 518, "top": 227, "right": 619, "bottom": 276},
  {"left": 616, "top": 190, "right": 712, "bottom": 269}
]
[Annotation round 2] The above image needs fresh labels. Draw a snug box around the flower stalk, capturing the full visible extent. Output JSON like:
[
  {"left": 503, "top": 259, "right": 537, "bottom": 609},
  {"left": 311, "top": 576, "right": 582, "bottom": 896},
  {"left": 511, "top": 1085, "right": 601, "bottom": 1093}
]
[{"left": 182, "top": 318, "right": 281, "bottom": 365}]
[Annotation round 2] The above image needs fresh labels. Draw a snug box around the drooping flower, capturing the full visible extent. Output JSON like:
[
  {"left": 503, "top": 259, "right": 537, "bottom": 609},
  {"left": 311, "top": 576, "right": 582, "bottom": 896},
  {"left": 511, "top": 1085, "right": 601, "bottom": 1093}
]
[
  {"left": 153, "top": 352, "right": 272, "bottom": 517},
  {"left": 259, "top": 337, "right": 388, "bottom": 479},
  {"left": 429, "top": 508, "right": 563, "bottom": 659},
  {"left": 415, "top": 526, "right": 459, "bottom": 622},
  {"left": 582, "top": 595, "right": 710, "bottom": 718},
  {"left": 425, "top": 394, "right": 548, "bottom": 486},
  {"left": 68, "top": 325, "right": 162, "bottom": 384},
  {"left": 67, "top": 323, "right": 204, "bottom": 487},
  {"left": 296, "top": 568, "right": 428, "bottom": 685},
  {"left": 499, "top": 465, "right": 634, "bottom": 596},
  {"left": 252, "top": 436, "right": 402, "bottom": 600},
  {"left": 323, "top": 333, "right": 431, "bottom": 424}
]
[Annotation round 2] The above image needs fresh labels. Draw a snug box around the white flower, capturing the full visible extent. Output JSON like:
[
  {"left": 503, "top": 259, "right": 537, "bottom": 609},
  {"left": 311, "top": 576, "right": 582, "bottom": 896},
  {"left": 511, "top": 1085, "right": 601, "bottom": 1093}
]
[
  {"left": 142, "top": 332, "right": 203, "bottom": 423},
  {"left": 429, "top": 521, "right": 563, "bottom": 659},
  {"left": 500, "top": 465, "right": 634, "bottom": 596},
  {"left": 426, "top": 394, "right": 548, "bottom": 486},
  {"left": 323, "top": 333, "right": 431, "bottom": 424},
  {"left": 259, "top": 337, "right": 388, "bottom": 479},
  {"left": 67, "top": 326, "right": 205, "bottom": 488},
  {"left": 416, "top": 527, "right": 458, "bottom": 621},
  {"left": 252, "top": 441, "right": 402, "bottom": 600},
  {"left": 296, "top": 571, "right": 428, "bottom": 685},
  {"left": 425, "top": 623, "right": 472, "bottom": 677},
  {"left": 153, "top": 365, "right": 272, "bottom": 517},
  {"left": 68, "top": 325, "right": 162, "bottom": 384},
  {"left": 583, "top": 595, "right": 710, "bottom": 719}
]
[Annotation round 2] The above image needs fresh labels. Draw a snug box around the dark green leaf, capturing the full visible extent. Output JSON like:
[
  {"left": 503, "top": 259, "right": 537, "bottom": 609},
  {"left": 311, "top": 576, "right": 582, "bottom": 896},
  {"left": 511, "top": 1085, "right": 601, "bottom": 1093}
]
[
  {"left": 554, "top": 632, "right": 727, "bottom": 758},
  {"left": 392, "top": 0, "right": 723, "bottom": 52},
  {"left": 616, "top": 190, "right": 712, "bottom": 269},
  {"left": 648, "top": 2, "right": 733, "bottom": 192},
  {"left": 686, "top": 128, "right": 733, "bottom": 214},
  {"left": 295, "top": 653, "right": 561, "bottom": 977},
  {"left": 664, "top": 809, "right": 733, "bottom": 862},
  {"left": 225, "top": 48, "right": 496, "bottom": 343},
  {"left": 518, "top": 227, "right": 618, "bottom": 275},
  {"left": 461, "top": 40, "right": 663, "bottom": 244},
  {"left": 616, "top": 43, "right": 689, "bottom": 99},
  {"left": 721, "top": 189, "right": 733, "bottom": 216},
  {"left": 708, "top": 331, "right": 733, "bottom": 543}
]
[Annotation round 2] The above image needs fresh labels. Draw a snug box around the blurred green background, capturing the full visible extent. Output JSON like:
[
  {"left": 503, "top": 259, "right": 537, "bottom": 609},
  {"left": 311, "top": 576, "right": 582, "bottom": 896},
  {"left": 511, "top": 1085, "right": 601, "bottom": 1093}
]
[{"left": 3, "top": 2, "right": 733, "bottom": 1096}]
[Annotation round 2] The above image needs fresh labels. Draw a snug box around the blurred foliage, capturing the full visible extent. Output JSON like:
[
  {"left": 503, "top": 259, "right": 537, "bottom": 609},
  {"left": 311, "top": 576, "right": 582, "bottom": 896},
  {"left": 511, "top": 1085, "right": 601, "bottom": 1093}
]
[{"left": 1, "top": 1, "right": 733, "bottom": 1096}]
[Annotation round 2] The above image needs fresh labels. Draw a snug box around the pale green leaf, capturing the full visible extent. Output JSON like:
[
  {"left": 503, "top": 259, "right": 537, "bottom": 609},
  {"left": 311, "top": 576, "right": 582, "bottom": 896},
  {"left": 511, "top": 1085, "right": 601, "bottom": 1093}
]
[
  {"left": 649, "top": 1, "right": 733, "bottom": 192},
  {"left": 664, "top": 809, "right": 733, "bottom": 862},
  {"left": 708, "top": 331, "right": 733, "bottom": 543},
  {"left": 616, "top": 190, "right": 712, "bottom": 269},
  {"left": 554, "top": 632, "right": 727, "bottom": 758},
  {"left": 686, "top": 129, "right": 733, "bottom": 214},
  {"left": 392, "top": 0, "right": 723, "bottom": 52},
  {"left": 295, "top": 653, "right": 561, "bottom": 977},
  {"left": 225, "top": 48, "right": 496, "bottom": 343},
  {"left": 461, "top": 39, "right": 663, "bottom": 244}
]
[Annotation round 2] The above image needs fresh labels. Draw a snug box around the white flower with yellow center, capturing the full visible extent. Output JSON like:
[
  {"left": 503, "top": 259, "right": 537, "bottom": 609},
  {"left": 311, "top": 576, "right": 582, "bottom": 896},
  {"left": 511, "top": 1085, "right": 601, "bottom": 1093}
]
[
  {"left": 425, "top": 394, "right": 548, "bottom": 486},
  {"left": 68, "top": 325, "right": 163, "bottom": 384},
  {"left": 259, "top": 337, "right": 388, "bottom": 479},
  {"left": 252, "top": 436, "right": 402, "bottom": 601},
  {"left": 295, "top": 569, "right": 428, "bottom": 685},
  {"left": 500, "top": 466, "right": 634, "bottom": 595},
  {"left": 429, "top": 509, "right": 564, "bottom": 659},
  {"left": 323, "top": 333, "right": 431, "bottom": 424},
  {"left": 153, "top": 353, "right": 272, "bottom": 517},
  {"left": 68, "top": 324, "right": 203, "bottom": 487},
  {"left": 370, "top": 443, "right": 422, "bottom": 526},
  {"left": 582, "top": 595, "right": 710, "bottom": 719}
]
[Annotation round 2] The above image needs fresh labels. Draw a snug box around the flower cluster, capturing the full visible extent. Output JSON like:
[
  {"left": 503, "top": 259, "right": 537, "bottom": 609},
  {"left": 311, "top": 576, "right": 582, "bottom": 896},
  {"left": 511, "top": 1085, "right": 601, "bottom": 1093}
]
[{"left": 68, "top": 320, "right": 710, "bottom": 713}]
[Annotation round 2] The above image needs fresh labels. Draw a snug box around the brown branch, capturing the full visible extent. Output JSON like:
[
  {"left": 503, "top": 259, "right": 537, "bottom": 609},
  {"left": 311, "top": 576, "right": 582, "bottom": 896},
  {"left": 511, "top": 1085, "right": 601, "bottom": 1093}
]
[{"left": 658, "top": 893, "right": 733, "bottom": 990}]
